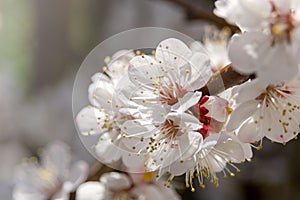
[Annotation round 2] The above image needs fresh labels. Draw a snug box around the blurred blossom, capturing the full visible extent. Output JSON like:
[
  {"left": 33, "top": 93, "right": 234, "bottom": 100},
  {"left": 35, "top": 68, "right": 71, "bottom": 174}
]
[
  {"left": 77, "top": 171, "right": 180, "bottom": 200},
  {"left": 13, "top": 141, "right": 89, "bottom": 200},
  {"left": 190, "top": 26, "right": 231, "bottom": 72},
  {"left": 203, "top": 26, "right": 231, "bottom": 71}
]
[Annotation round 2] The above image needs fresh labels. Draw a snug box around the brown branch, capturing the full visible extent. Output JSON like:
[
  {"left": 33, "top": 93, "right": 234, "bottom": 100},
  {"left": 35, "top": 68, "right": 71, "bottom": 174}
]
[
  {"left": 199, "top": 64, "right": 254, "bottom": 96},
  {"left": 161, "top": 0, "right": 239, "bottom": 32}
]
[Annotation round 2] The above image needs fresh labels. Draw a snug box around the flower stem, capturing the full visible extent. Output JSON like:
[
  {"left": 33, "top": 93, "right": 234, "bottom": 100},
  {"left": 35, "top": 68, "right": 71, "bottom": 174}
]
[{"left": 199, "top": 64, "right": 254, "bottom": 96}]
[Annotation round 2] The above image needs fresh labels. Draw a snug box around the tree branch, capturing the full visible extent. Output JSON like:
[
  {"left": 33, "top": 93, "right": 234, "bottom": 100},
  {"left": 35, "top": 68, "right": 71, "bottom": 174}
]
[{"left": 199, "top": 64, "right": 253, "bottom": 96}]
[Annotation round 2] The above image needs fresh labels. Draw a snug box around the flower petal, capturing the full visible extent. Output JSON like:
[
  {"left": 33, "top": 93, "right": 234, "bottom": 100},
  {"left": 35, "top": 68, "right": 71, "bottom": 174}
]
[
  {"left": 95, "top": 132, "right": 122, "bottom": 163},
  {"left": 226, "top": 100, "right": 259, "bottom": 131},
  {"left": 76, "top": 106, "right": 110, "bottom": 136},
  {"left": 201, "top": 96, "right": 229, "bottom": 122},
  {"left": 147, "top": 131, "right": 202, "bottom": 170},
  {"left": 186, "top": 52, "right": 212, "bottom": 90},
  {"left": 215, "top": 140, "right": 244, "bottom": 163},
  {"left": 155, "top": 38, "right": 192, "bottom": 68},
  {"left": 76, "top": 182, "right": 106, "bottom": 200},
  {"left": 256, "top": 42, "right": 299, "bottom": 84},
  {"left": 237, "top": 118, "right": 261, "bottom": 143},
  {"left": 229, "top": 32, "right": 270, "bottom": 74},
  {"left": 171, "top": 91, "right": 202, "bottom": 113},
  {"left": 214, "top": 0, "right": 271, "bottom": 30},
  {"left": 121, "top": 152, "right": 147, "bottom": 170},
  {"left": 100, "top": 172, "right": 131, "bottom": 191},
  {"left": 235, "top": 80, "right": 268, "bottom": 103},
  {"left": 128, "top": 55, "right": 161, "bottom": 87},
  {"left": 88, "top": 73, "right": 114, "bottom": 109},
  {"left": 167, "top": 112, "right": 202, "bottom": 131}
]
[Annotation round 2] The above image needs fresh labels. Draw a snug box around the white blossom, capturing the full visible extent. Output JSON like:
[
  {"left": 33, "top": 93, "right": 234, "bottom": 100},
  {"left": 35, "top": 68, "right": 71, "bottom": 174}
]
[
  {"left": 120, "top": 112, "right": 203, "bottom": 172},
  {"left": 13, "top": 142, "right": 88, "bottom": 200},
  {"left": 215, "top": 0, "right": 300, "bottom": 83},
  {"left": 76, "top": 52, "right": 145, "bottom": 169},
  {"left": 155, "top": 96, "right": 252, "bottom": 190},
  {"left": 227, "top": 78, "right": 300, "bottom": 144},
  {"left": 124, "top": 38, "right": 212, "bottom": 123}
]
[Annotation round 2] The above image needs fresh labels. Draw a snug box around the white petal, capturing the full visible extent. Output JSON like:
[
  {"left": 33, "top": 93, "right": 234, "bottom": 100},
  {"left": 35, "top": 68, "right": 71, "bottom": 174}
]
[
  {"left": 95, "top": 132, "right": 122, "bottom": 163},
  {"left": 153, "top": 131, "right": 202, "bottom": 169},
  {"left": 215, "top": 0, "right": 271, "bottom": 30},
  {"left": 264, "top": 99, "right": 300, "bottom": 143},
  {"left": 167, "top": 159, "right": 196, "bottom": 176},
  {"left": 76, "top": 106, "right": 110, "bottom": 136},
  {"left": 138, "top": 104, "right": 168, "bottom": 124},
  {"left": 100, "top": 172, "right": 131, "bottom": 191},
  {"left": 256, "top": 43, "right": 299, "bottom": 84},
  {"left": 229, "top": 32, "right": 271, "bottom": 74},
  {"left": 128, "top": 55, "right": 161, "bottom": 87},
  {"left": 235, "top": 80, "right": 268, "bottom": 103},
  {"left": 225, "top": 132, "right": 253, "bottom": 160},
  {"left": 76, "top": 182, "right": 106, "bottom": 200},
  {"left": 106, "top": 50, "right": 135, "bottom": 82},
  {"left": 237, "top": 118, "right": 261, "bottom": 143},
  {"left": 201, "top": 96, "right": 229, "bottom": 122},
  {"left": 166, "top": 112, "right": 202, "bottom": 131},
  {"left": 155, "top": 38, "right": 192, "bottom": 68},
  {"left": 121, "top": 152, "right": 146, "bottom": 170},
  {"left": 88, "top": 74, "right": 114, "bottom": 109},
  {"left": 227, "top": 100, "right": 259, "bottom": 131},
  {"left": 171, "top": 91, "right": 202, "bottom": 113},
  {"left": 121, "top": 120, "right": 155, "bottom": 137},
  {"left": 186, "top": 52, "right": 212, "bottom": 90},
  {"left": 215, "top": 140, "right": 244, "bottom": 163},
  {"left": 200, "top": 133, "right": 229, "bottom": 156},
  {"left": 91, "top": 73, "right": 111, "bottom": 83}
]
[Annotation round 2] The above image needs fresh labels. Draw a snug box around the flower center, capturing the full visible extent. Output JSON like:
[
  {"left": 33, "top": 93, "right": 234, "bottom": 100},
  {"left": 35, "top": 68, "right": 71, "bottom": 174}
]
[
  {"left": 158, "top": 83, "right": 188, "bottom": 106},
  {"left": 255, "top": 85, "right": 300, "bottom": 140},
  {"left": 270, "top": 2, "right": 296, "bottom": 43},
  {"left": 161, "top": 119, "right": 179, "bottom": 138}
]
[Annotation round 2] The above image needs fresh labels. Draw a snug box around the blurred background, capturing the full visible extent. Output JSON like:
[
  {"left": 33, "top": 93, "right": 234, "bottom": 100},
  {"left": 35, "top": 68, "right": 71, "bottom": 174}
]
[{"left": 1, "top": 0, "right": 300, "bottom": 199}]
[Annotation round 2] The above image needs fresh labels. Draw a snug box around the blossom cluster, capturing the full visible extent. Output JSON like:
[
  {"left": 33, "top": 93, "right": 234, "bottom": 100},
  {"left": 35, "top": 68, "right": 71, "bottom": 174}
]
[
  {"left": 72, "top": 0, "right": 300, "bottom": 196},
  {"left": 76, "top": 36, "right": 251, "bottom": 191}
]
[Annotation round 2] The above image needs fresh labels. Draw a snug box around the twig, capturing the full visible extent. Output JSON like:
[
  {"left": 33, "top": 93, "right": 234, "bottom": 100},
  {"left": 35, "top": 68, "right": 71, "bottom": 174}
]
[
  {"left": 199, "top": 64, "right": 254, "bottom": 95},
  {"left": 161, "top": 0, "right": 239, "bottom": 32}
]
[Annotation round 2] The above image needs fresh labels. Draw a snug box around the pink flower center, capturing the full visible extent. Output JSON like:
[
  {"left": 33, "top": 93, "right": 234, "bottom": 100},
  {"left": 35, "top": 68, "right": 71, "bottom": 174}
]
[{"left": 158, "top": 83, "right": 188, "bottom": 106}]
